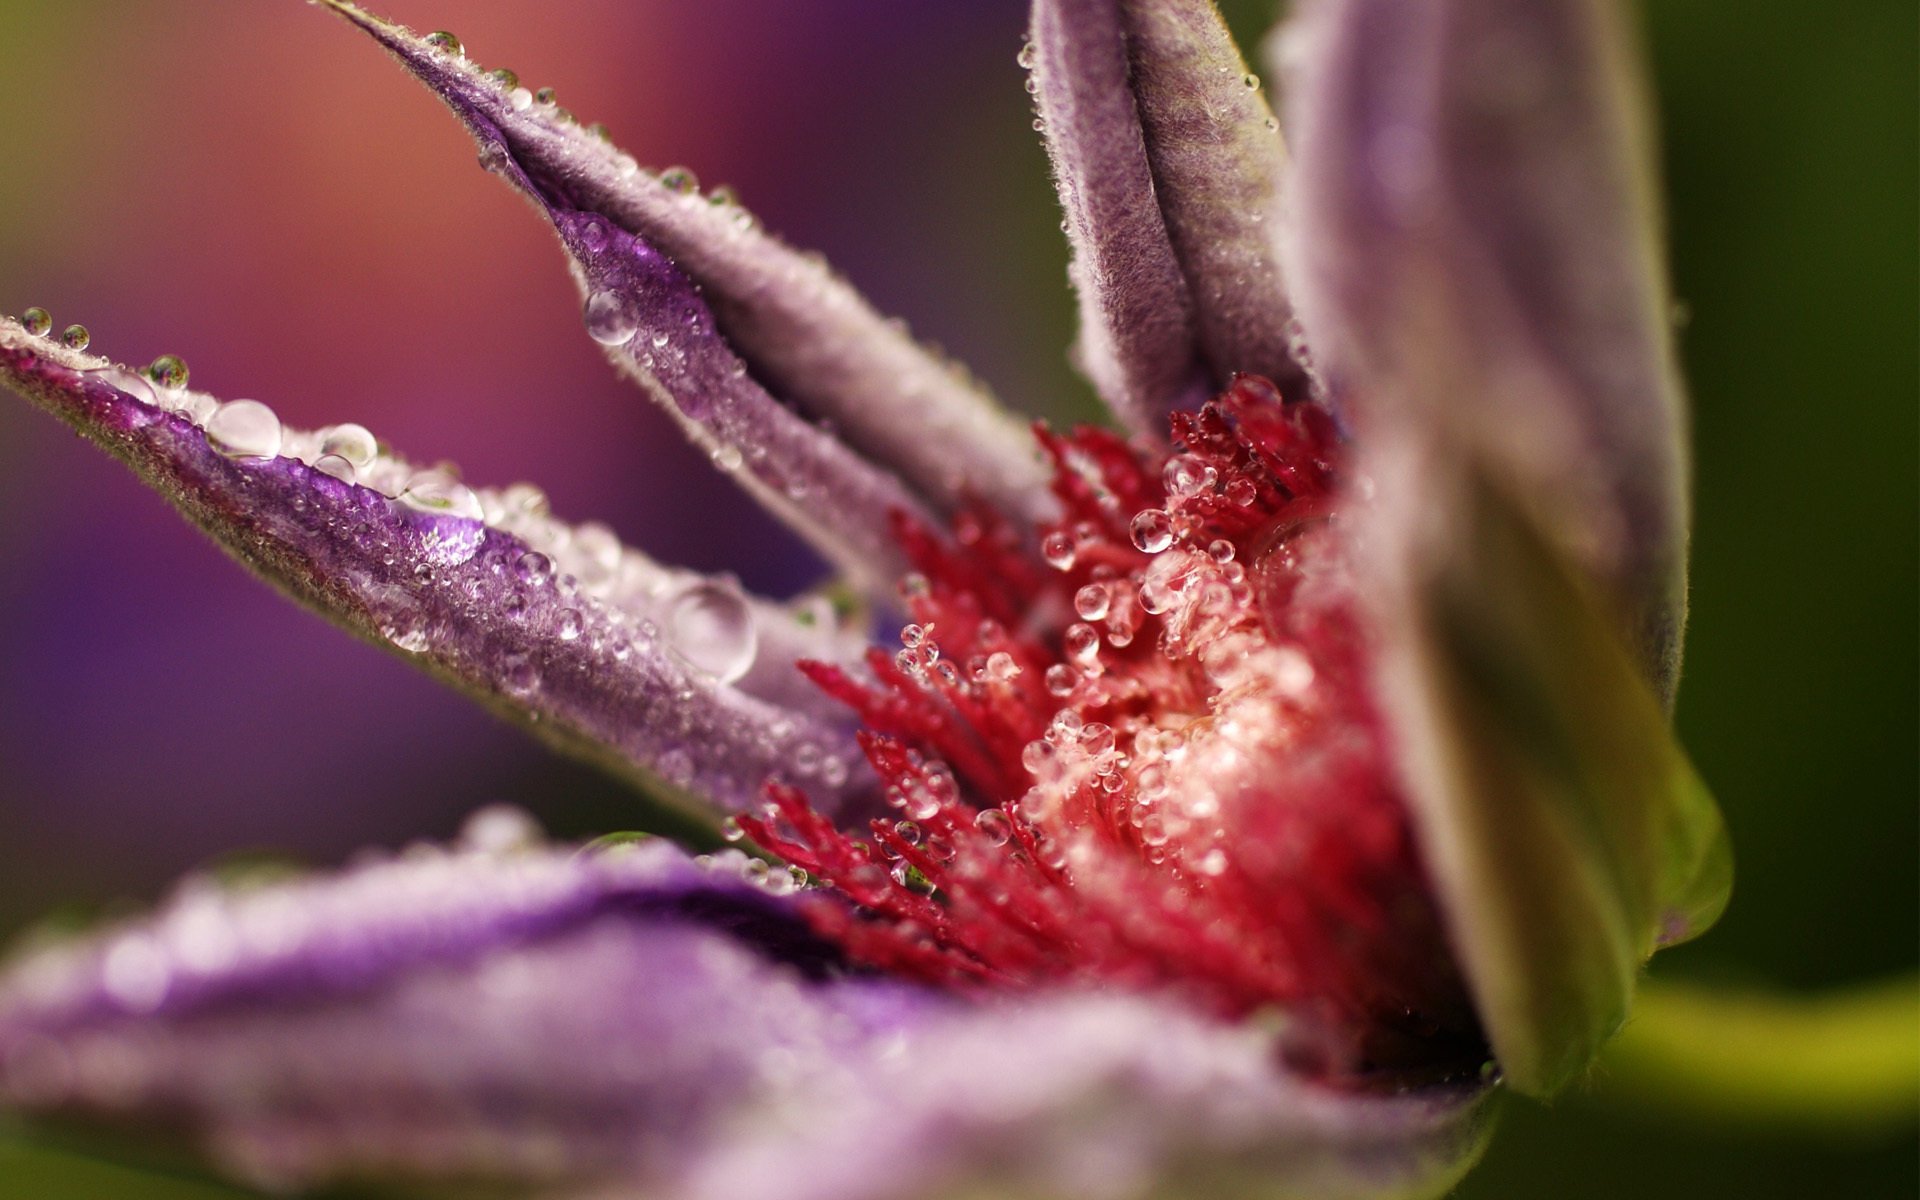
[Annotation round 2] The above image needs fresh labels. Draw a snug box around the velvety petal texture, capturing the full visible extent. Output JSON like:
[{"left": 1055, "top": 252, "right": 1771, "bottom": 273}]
[
  {"left": 1277, "top": 0, "right": 1692, "bottom": 700},
  {"left": 1029, "top": 0, "right": 1307, "bottom": 432},
  {"left": 0, "top": 321, "right": 870, "bottom": 819},
  {"left": 320, "top": 0, "right": 1053, "bottom": 530},
  {"left": 0, "top": 818, "right": 932, "bottom": 1194},
  {"left": 671, "top": 996, "right": 1492, "bottom": 1200}
]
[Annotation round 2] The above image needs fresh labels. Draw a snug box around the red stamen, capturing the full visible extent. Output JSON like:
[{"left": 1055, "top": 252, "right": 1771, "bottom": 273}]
[{"left": 734, "top": 374, "right": 1485, "bottom": 1084}]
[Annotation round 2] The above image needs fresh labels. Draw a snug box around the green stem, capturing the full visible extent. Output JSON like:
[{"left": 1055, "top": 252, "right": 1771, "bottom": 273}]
[{"left": 1593, "top": 973, "right": 1920, "bottom": 1135}]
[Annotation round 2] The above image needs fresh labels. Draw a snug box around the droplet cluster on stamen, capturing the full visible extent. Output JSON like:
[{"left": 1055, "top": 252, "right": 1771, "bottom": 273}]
[{"left": 739, "top": 375, "right": 1485, "bottom": 1083}]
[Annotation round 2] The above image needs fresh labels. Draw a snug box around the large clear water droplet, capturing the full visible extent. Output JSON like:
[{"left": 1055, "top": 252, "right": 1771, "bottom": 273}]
[
  {"left": 583, "top": 291, "right": 636, "bottom": 345},
  {"left": 667, "top": 580, "right": 757, "bottom": 684},
  {"left": 321, "top": 423, "right": 378, "bottom": 469},
  {"left": 206, "top": 399, "right": 282, "bottom": 459},
  {"left": 19, "top": 307, "right": 51, "bottom": 337},
  {"left": 400, "top": 470, "right": 483, "bottom": 521}
]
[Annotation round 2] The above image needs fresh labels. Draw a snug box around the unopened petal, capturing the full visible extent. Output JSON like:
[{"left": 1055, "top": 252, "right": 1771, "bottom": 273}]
[
  {"left": 1279, "top": 0, "right": 1691, "bottom": 699},
  {"left": 1121, "top": 0, "right": 1305, "bottom": 395},
  {"left": 1363, "top": 449, "right": 1730, "bottom": 1098}
]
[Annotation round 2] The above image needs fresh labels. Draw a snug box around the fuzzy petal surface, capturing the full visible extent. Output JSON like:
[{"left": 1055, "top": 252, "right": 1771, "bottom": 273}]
[
  {"left": 0, "top": 321, "right": 870, "bottom": 820},
  {"left": 320, "top": 0, "right": 1052, "bottom": 529},
  {"left": 0, "top": 823, "right": 929, "bottom": 1194}
]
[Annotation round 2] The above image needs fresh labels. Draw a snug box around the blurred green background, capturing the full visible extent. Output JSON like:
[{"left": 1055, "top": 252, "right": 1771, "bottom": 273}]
[{"left": 0, "top": 0, "right": 1913, "bottom": 1197}]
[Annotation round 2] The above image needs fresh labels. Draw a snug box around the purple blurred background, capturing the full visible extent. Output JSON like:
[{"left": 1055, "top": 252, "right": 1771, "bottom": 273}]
[{"left": 0, "top": 0, "right": 1085, "bottom": 928}]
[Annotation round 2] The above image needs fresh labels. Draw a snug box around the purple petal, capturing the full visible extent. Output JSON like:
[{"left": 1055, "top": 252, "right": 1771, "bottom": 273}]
[
  {"left": 320, "top": 1, "right": 1053, "bottom": 529},
  {"left": 1278, "top": 0, "right": 1691, "bottom": 698},
  {"left": 1119, "top": 0, "right": 1307, "bottom": 395},
  {"left": 0, "top": 819, "right": 935, "bottom": 1193},
  {"left": 1030, "top": 0, "right": 1309, "bottom": 430},
  {"left": 0, "top": 321, "right": 870, "bottom": 817},
  {"left": 672, "top": 993, "right": 1492, "bottom": 1200},
  {"left": 1029, "top": 0, "right": 1208, "bottom": 433}
]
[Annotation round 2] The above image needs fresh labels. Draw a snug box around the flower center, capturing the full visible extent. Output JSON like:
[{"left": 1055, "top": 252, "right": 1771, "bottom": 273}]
[{"left": 737, "top": 375, "right": 1485, "bottom": 1083}]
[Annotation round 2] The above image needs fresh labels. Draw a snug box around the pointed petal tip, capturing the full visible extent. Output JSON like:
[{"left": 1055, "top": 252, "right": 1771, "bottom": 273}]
[
  {"left": 0, "top": 319, "right": 873, "bottom": 821},
  {"left": 313, "top": 0, "right": 1053, "bottom": 529}
]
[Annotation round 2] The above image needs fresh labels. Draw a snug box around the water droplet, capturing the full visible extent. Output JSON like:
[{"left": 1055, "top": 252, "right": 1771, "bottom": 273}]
[
  {"left": 583, "top": 291, "right": 636, "bottom": 345},
  {"left": 19, "top": 307, "right": 51, "bottom": 337},
  {"left": 900, "top": 622, "right": 926, "bottom": 649},
  {"left": 1016, "top": 41, "right": 1037, "bottom": 70},
  {"left": 556, "top": 608, "right": 583, "bottom": 642},
  {"left": 508, "top": 86, "right": 534, "bottom": 111},
  {"left": 1064, "top": 623, "right": 1100, "bottom": 665},
  {"left": 709, "top": 443, "right": 743, "bottom": 471},
  {"left": 1225, "top": 478, "right": 1258, "bottom": 507},
  {"left": 976, "top": 808, "right": 1013, "bottom": 846},
  {"left": 1243, "top": 72, "right": 1260, "bottom": 89},
  {"left": 424, "top": 30, "right": 462, "bottom": 56},
  {"left": 59, "top": 324, "right": 89, "bottom": 350},
  {"left": 1130, "top": 509, "right": 1174, "bottom": 553},
  {"left": 147, "top": 354, "right": 189, "bottom": 391},
  {"left": 720, "top": 816, "right": 745, "bottom": 842},
  {"left": 501, "top": 652, "right": 539, "bottom": 696},
  {"left": 488, "top": 67, "right": 518, "bottom": 89},
  {"left": 659, "top": 166, "right": 699, "bottom": 194},
  {"left": 206, "top": 399, "right": 282, "bottom": 459},
  {"left": 1207, "top": 538, "right": 1236, "bottom": 564},
  {"left": 1041, "top": 530, "right": 1076, "bottom": 570},
  {"left": 320, "top": 423, "right": 378, "bottom": 469},
  {"left": 984, "top": 651, "right": 1020, "bottom": 683},
  {"left": 1162, "top": 454, "right": 1217, "bottom": 499},
  {"left": 1073, "top": 582, "right": 1111, "bottom": 621},
  {"left": 534, "top": 86, "right": 558, "bottom": 105},
  {"left": 1044, "top": 663, "right": 1077, "bottom": 696},
  {"left": 313, "top": 453, "right": 357, "bottom": 483},
  {"left": 579, "top": 221, "right": 609, "bottom": 253},
  {"left": 400, "top": 470, "right": 483, "bottom": 520},
  {"left": 515, "top": 550, "right": 554, "bottom": 583},
  {"left": 668, "top": 580, "right": 757, "bottom": 684},
  {"left": 381, "top": 613, "right": 431, "bottom": 653}
]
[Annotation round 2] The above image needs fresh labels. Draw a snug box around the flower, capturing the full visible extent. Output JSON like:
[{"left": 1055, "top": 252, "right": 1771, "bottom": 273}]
[{"left": 0, "top": 1, "right": 1732, "bottom": 1197}]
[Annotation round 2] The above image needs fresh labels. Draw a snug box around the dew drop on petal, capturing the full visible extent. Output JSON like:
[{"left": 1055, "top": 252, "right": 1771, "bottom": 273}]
[
  {"left": 321, "top": 423, "right": 378, "bottom": 469},
  {"left": 19, "top": 307, "right": 51, "bottom": 336},
  {"left": 313, "top": 453, "right": 357, "bottom": 483},
  {"left": 515, "top": 550, "right": 554, "bottom": 583},
  {"left": 659, "top": 166, "right": 699, "bottom": 194},
  {"left": 508, "top": 86, "right": 533, "bottom": 111},
  {"left": 206, "top": 399, "right": 282, "bottom": 459},
  {"left": 1073, "top": 582, "right": 1111, "bottom": 621},
  {"left": 667, "top": 580, "right": 758, "bottom": 685},
  {"left": 975, "top": 808, "right": 1013, "bottom": 846},
  {"left": 59, "top": 324, "right": 89, "bottom": 350},
  {"left": 583, "top": 291, "right": 636, "bottom": 345},
  {"left": 556, "top": 609, "right": 583, "bottom": 642},
  {"left": 147, "top": 355, "right": 188, "bottom": 391},
  {"left": 400, "top": 470, "right": 483, "bottom": 520},
  {"left": 424, "top": 30, "right": 461, "bottom": 56},
  {"left": 488, "top": 67, "right": 518, "bottom": 89}
]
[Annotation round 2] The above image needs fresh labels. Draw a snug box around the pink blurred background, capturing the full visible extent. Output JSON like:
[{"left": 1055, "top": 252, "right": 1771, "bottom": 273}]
[{"left": 0, "top": 0, "right": 1084, "bottom": 929}]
